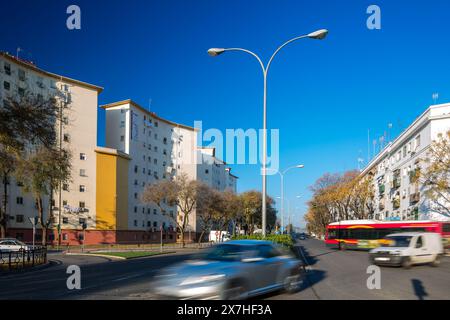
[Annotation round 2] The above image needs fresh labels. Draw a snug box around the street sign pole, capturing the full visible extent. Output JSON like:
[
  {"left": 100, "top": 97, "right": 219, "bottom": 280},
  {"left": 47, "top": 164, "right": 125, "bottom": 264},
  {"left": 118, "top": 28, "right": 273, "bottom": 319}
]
[{"left": 160, "top": 226, "right": 163, "bottom": 253}]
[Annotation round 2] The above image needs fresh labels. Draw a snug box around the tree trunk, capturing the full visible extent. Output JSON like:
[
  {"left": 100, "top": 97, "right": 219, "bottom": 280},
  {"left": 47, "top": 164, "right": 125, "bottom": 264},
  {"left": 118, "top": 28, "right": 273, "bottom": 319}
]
[
  {"left": 1, "top": 174, "right": 8, "bottom": 238},
  {"left": 180, "top": 228, "right": 185, "bottom": 248},
  {"left": 36, "top": 197, "right": 47, "bottom": 246},
  {"left": 198, "top": 230, "right": 205, "bottom": 248}
]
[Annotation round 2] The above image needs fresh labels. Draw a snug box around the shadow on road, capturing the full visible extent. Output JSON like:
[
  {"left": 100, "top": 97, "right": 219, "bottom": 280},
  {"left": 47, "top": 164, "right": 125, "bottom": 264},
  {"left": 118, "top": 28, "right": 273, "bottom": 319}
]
[{"left": 412, "top": 278, "right": 428, "bottom": 300}]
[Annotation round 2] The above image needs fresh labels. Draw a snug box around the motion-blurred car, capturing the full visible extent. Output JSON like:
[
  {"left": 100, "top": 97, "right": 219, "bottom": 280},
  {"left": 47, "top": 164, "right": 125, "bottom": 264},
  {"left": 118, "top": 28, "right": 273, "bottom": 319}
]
[
  {"left": 153, "top": 240, "right": 304, "bottom": 300},
  {"left": 369, "top": 232, "right": 443, "bottom": 269},
  {"left": 0, "top": 238, "right": 32, "bottom": 252}
]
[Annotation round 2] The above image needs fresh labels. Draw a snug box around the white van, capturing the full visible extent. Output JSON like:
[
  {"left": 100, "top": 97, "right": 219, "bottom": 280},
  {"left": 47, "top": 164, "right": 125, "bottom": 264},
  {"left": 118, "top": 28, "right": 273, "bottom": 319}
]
[{"left": 369, "top": 232, "right": 443, "bottom": 269}]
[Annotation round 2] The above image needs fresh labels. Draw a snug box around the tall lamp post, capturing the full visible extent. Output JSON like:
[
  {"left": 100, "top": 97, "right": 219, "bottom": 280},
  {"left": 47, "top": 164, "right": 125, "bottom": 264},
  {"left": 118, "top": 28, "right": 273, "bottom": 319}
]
[
  {"left": 208, "top": 29, "right": 328, "bottom": 236},
  {"left": 272, "top": 164, "right": 304, "bottom": 233}
]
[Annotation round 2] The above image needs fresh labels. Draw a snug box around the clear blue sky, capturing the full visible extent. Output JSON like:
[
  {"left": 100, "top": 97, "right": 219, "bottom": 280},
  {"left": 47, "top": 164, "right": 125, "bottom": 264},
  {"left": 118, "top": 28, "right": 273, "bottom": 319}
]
[{"left": 2, "top": 0, "right": 450, "bottom": 227}]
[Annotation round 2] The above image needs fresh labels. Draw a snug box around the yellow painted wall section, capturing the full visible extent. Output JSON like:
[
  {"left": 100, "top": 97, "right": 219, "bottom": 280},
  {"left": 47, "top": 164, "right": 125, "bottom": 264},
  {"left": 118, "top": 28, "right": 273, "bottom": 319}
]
[
  {"left": 96, "top": 153, "right": 117, "bottom": 230},
  {"left": 116, "top": 156, "right": 129, "bottom": 230}
]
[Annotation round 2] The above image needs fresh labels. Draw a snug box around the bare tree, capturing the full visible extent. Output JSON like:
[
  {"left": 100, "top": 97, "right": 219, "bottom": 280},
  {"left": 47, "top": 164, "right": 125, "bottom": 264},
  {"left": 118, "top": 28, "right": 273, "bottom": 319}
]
[
  {"left": 0, "top": 92, "right": 67, "bottom": 239},
  {"left": 141, "top": 173, "right": 201, "bottom": 247}
]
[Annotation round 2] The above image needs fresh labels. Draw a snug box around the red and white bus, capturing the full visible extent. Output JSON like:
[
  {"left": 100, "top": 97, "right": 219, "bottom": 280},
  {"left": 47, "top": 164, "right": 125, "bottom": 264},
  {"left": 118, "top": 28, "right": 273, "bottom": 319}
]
[{"left": 325, "top": 220, "right": 450, "bottom": 250}]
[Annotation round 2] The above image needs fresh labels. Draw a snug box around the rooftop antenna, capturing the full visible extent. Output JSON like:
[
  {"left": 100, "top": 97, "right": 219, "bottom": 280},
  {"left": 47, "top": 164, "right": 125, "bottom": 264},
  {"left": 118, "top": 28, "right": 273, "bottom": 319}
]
[
  {"left": 16, "top": 47, "right": 22, "bottom": 59},
  {"left": 357, "top": 157, "right": 364, "bottom": 171},
  {"left": 432, "top": 93, "right": 439, "bottom": 105},
  {"left": 387, "top": 123, "right": 393, "bottom": 143},
  {"left": 148, "top": 98, "right": 152, "bottom": 112}
]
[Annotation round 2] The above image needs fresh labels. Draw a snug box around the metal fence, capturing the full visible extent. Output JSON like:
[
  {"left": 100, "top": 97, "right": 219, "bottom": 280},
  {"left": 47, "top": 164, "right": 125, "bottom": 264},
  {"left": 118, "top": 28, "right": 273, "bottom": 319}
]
[{"left": 0, "top": 247, "right": 47, "bottom": 272}]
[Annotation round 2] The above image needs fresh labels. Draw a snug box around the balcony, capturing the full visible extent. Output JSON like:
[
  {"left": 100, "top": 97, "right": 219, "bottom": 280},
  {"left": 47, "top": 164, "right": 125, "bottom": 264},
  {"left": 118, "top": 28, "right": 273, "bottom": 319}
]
[
  {"left": 392, "top": 198, "right": 400, "bottom": 209},
  {"left": 392, "top": 177, "right": 401, "bottom": 189},
  {"left": 409, "top": 193, "right": 420, "bottom": 204}
]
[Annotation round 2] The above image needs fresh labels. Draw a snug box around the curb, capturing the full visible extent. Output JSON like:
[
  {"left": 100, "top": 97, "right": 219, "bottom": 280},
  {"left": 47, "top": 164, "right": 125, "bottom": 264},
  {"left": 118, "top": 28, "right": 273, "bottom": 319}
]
[
  {"left": 65, "top": 252, "right": 125, "bottom": 260},
  {"left": 0, "top": 259, "right": 59, "bottom": 275}
]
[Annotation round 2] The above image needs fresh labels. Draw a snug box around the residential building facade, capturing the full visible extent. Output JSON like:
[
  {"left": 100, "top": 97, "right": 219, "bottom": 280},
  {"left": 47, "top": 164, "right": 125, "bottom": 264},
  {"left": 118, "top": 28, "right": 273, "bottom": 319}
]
[
  {"left": 360, "top": 103, "right": 450, "bottom": 222},
  {"left": 102, "top": 99, "right": 198, "bottom": 241},
  {"left": 0, "top": 51, "right": 102, "bottom": 244}
]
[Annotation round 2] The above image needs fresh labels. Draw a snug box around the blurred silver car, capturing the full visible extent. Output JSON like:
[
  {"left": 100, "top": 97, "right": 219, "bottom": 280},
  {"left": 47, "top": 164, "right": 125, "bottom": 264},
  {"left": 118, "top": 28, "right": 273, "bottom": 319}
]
[
  {"left": 152, "top": 240, "right": 304, "bottom": 300},
  {"left": 0, "top": 238, "right": 32, "bottom": 252}
]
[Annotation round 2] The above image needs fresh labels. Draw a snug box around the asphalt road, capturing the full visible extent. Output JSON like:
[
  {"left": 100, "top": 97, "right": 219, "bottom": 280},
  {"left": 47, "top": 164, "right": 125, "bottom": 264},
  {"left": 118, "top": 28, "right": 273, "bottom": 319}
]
[
  {"left": 1, "top": 239, "right": 449, "bottom": 300},
  {"left": 269, "top": 238, "right": 450, "bottom": 300},
  {"left": 0, "top": 251, "right": 196, "bottom": 300}
]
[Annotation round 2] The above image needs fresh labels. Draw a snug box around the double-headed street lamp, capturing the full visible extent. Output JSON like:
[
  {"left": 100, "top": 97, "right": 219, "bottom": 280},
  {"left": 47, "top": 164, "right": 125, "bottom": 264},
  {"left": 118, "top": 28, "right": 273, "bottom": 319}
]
[{"left": 208, "top": 29, "right": 328, "bottom": 236}]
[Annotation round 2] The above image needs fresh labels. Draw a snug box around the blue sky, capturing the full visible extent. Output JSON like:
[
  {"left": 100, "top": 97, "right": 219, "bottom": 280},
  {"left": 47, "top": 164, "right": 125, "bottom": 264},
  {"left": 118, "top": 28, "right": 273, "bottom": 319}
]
[{"left": 2, "top": 0, "right": 450, "bottom": 227}]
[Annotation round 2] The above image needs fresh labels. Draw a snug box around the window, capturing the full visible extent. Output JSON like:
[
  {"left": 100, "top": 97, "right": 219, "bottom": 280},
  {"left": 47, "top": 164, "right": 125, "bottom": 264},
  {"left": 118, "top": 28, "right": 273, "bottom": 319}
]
[
  {"left": 63, "top": 184, "right": 69, "bottom": 191},
  {"left": 63, "top": 233, "right": 68, "bottom": 240},
  {"left": 154, "top": 146, "right": 158, "bottom": 152},
  {"left": 120, "top": 120, "right": 125, "bottom": 128},
  {"left": 79, "top": 185, "right": 86, "bottom": 192},
  {"left": 79, "top": 202, "right": 85, "bottom": 208},
  {"left": 4, "top": 63, "right": 11, "bottom": 75},
  {"left": 153, "top": 221, "right": 158, "bottom": 227},
  {"left": 154, "top": 159, "right": 157, "bottom": 164},
  {"left": 154, "top": 121, "right": 158, "bottom": 127},
  {"left": 80, "top": 169, "right": 86, "bottom": 176},
  {"left": 63, "top": 134, "right": 70, "bottom": 142},
  {"left": 78, "top": 233, "right": 84, "bottom": 241},
  {"left": 16, "top": 197, "right": 24, "bottom": 205},
  {"left": 79, "top": 218, "right": 86, "bottom": 224},
  {"left": 18, "top": 87, "right": 25, "bottom": 96},
  {"left": 415, "top": 236, "right": 423, "bottom": 248},
  {"left": 63, "top": 217, "right": 69, "bottom": 224},
  {"left": 134, "top": 220, "right": 138, "bottom": 227},
  {"left": 134, "top": 206, "right": 137, "bottom": 213},
  {"left": 134, "top": 165, "right": 138, "bottom": 173},
  {"left": 403, "top": 146, "right": 407, "bottom": 157},
  {"left": 147, "top": 221, "right": 151, "bottom": 227},
  {"left": 120, "top": 135, "right": 125, "bottom": 142},
  {"left": 142, "top": 208, "right": 145, "bottom": 214},
  {"left": 80, "top": 153, "right": 86, "bottom": 160},
  {"left": 153, "top": 209, "right": 157, "bottom": 215},
  {"left": 63, "top": 200, "right": 68, "bottom": 206},
  {"left": 3, "top": 81, "right": 10, "bottom": 90},
  {"left": 205, "top": 169, "right": 209, "bottom": 174},
  {"left": 415, "top": 135, "right": 421, "bottom": 149},
  {"left": 443, "top": 223, "right": 450, "bottom": 233},
  {"left": 163, "top": 137, "right": 167, "bottom": 144},
  {"left": 134, "top": 193, "right": 138, "bottom": 199},
  {"left": 16, "top": 215, "right": 24, "bottom": 223},
  {"left": 18, "top": 69, "right": 26, "bottom": 81},
  {"left": 147, "top": 208, "right": 151, "bottom": 214}
]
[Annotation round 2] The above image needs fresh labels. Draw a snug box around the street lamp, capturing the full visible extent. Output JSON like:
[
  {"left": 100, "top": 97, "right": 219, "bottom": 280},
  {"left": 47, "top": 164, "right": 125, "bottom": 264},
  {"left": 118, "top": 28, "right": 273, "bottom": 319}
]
[
  {"left": 208, "top": 29, "right": 327, "bottom": 236},
  {"left": 273, "top": 164, "right": 305, "bottom": 233}
]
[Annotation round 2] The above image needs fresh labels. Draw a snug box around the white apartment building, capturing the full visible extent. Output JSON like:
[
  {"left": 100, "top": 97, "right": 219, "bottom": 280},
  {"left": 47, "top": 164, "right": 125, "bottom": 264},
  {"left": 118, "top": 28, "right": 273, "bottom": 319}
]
[
  {"left": 0, "top": 52, "right": 102, "bottom": 243},
  {"left": 102, "top": 100, "right": 198, "bottom": 236},
  {"left": 197, "top": 147, "right": 238, "bottom": 193},
  {"left": 361, "top": 103, "right": 450, "bottom": 222}
]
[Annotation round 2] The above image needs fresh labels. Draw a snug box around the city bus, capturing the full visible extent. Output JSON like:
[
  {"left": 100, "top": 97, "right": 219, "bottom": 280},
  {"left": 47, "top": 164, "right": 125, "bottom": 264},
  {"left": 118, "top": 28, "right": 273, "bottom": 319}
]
[{"left": 325, "top": 220, "right": 450, "bottom": 250}]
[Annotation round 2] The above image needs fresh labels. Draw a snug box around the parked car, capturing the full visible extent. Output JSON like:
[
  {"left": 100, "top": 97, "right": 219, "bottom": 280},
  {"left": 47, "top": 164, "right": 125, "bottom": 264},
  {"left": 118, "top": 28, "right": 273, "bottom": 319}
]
[
  {"left": 369, "top": 232, "right": 444, "bottom": 269},
  {"left": 0, "top": 238, "right": 33, "bottom": 252},
  {"left": 153, "top": 240, "right": 304, "bottom": 299}
]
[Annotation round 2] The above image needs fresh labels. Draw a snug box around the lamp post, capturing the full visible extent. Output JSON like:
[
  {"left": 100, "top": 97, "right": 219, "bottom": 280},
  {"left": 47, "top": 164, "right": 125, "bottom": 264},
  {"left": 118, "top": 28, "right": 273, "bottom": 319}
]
[
  {"left": 208, "top": 29, "right": 328, "bottom": 236},
  {"left": 271, "top": 164, "right": 304, "bottom": 233}
]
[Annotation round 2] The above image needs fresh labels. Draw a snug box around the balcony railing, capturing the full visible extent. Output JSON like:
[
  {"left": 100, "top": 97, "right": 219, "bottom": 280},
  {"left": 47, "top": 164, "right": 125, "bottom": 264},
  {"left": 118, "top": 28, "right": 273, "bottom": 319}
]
[{"left": 409, "top": 193, "right": 420, "bottom": 204}]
